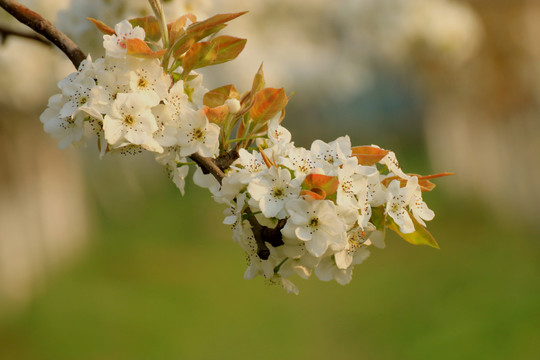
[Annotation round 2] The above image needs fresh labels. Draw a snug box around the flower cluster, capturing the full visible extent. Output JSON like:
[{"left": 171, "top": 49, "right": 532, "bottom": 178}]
[
  {"left": 40, "top": 19, "right": 218, "bottom": 193},
  {"left": 191, "top": 118, "right": 437, "bottom": 294},
  {"left": 40, "top": 9, "right": 449, "bottom": 294}
]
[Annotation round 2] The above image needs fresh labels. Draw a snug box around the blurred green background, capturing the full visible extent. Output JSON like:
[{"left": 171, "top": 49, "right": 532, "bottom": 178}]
[{"left": 1, "top": 0, "right": 540, "bottom": 359}]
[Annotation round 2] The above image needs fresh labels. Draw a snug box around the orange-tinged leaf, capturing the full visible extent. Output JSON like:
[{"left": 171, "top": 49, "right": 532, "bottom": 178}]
[
  {"left": 351, "top": 146, "right": 390, "bottom": 166},
  {"left": 249, "top": 88, "right": 288, "bottom": 123},
  {"left": 168, "top": 13, "right": 196, "bottom": 44},
  {"left": 203, "top": 85, "right": 239, "bottom": 108},
  {"left": 381, "top": 172, "right": 455, "bottom": 192},
  {"left": 203, "top": 104, "right": 229, "bottom": 125},
  {"left": 387, "top": 211, "right": 440, "bottom": 249},
  {"left": 87, "top": 18, "right": 115, "bottom": 35},
  {"left": 210, "top": 35, "right": 247, "bottom": 65},
  {"left": 302, "top": 174, "right": 339, "bottom": 196},
  {"left": 125, "top": 38, "right": 166, "bottom": 58},
  {"left": 251, "top": 63, "right": 265, "bottom": 95},
  {"left": 258, "top": 145, "right": 274, "bottom": 168},
  {"left": 187, "top": 11, "right": 247, "bottom": 37},
  {"left": 182, "top": 41, "right": 218, "bottom": 72},
  {"left": 300, "top": 189, "right": 326, "bottom": 200},
  {"left": 129, "top": 16, "right": 161, "bottom": 42}
]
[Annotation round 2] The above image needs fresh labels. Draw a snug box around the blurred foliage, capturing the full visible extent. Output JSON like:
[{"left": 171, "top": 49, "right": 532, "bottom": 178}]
[{"left": 0, "top": 156, "right": 538, "bottom": 359}]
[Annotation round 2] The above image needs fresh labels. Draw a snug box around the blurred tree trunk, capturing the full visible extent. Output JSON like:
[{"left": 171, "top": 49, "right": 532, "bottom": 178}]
[{"left": 423, "top": 0, "right": 540, "bottom": 222}]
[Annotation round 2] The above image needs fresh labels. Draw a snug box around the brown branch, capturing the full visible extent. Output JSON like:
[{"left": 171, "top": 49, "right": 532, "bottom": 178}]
[
  {"left": 190, "top": 152, "right": 285, "bottom": 260},
  {"left": 0, "top": 25, "right": 51, "bottom": 46},
  {"left": 0, "top": 0, "right": 86, "bottom": 69}
]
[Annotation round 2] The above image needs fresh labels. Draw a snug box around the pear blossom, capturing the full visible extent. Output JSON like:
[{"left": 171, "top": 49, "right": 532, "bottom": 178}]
[
  {"left": 408, "top": 176, "right": 435, "bottom": 226},
  {"left": 247, "top": 166, "right": 301, "bottom": 219},
  {"left": 385, "top": 179, "right": 416, "bottom": 233},
  {"left": 103, "top": 20, "right": 145, "bottom": 58},
  {"left": 40, "top": 94, "right": 84, "bottom": 149},
  {"left": 128, "top": 58, "right": 171, "bottom": 98},
  {"left": 336, "top": 156, "right": 367, "bottom": 208},
  {"left": 102, "top": 91, "right": 162, "bottom": 152},
  {"left": 177, "top": 108, "right": 220, "bottom": 157},
  {"left": 282, "top": 199, "right": 347, "bottom": 257}
]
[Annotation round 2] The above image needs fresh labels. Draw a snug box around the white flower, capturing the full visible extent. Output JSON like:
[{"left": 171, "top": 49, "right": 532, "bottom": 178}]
[
  {"left": 229, "top": 148, "right": 266, "bottom": 184},
  {"left": 381, "top": 151, "right": 410, "bottom": 180},
  {"left": 40, "top": 94, "right": 84, "bottom": 149},
  {"left": 311, "top": 135, "right": 352, "bottom": 172},
  {"left": 385, "top": 179, "right": 416, "bottom": 233},
  {"left": 183, "top": 73, "right": 208, "bottom": 109},
  {"left": 282, "top": 199, "right": 347, "bottom": 257},
  {"left": 280, "top": 146, "right": 316, "bottom": 181},
  {"left": 103, "top": 20, "right": 145, "bottom": 58},
  {"left": 57, "top": 71, "right": 96, "bottom": 118},
  {"left": 336, "top": 156, "right": 367, "bottom": 208},
  {"left": 128, "top": 58, "right": 171, "bottom": 98},
  {"left": 408, "top": 176, "right": 435, "bottom": 226},
  {"left": 247, "top": 166, "right": 301, "bottom": 219},
  {"left": 267, "top": 116, "right": 291, "bottom": 146},
  {"left": 102, "top": 91, "right": 162, "bottom": 152},
  {"left": 152, "top": 104, "right": 179, "bottom": 147},
  {"left": 165, "top": 80, "right": 190, "bottom": 117},
  {"left": 177, "top": 107, "right": 220, "bottom": 157},
  {"left": 334, "top": 223, "right": 375, "bottom": 270}
]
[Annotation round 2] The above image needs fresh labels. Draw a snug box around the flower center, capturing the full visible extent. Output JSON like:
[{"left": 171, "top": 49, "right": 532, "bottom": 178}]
[
  {"left": 138, "top": 78, "right": 148, "bottom": 89},
  {"left": 308, "top": 217, "right": 319, "bottom": 228},
  {"left": 272, "top": 187, "right": 285, "bottom": 198},
  {"left": 193, "top": 128, "right": 204, "bottom": 140},
  {"left": 123, "top": 114, "right": 135, "bottom": 125}
]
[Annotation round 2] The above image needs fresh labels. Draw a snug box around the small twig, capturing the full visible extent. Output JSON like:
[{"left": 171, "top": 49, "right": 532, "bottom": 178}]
[
  {"left": 0, "top": 0, "right": 86, "bottom": 69},
  {"left": 0, "top": 25, "right": 51, "bottom": 46}
]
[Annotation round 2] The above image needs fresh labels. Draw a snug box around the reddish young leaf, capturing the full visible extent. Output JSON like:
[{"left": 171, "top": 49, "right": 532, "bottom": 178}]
[
  {"left": 351, "top": 146, "right": 390, "bottom": 166},
  {"left": 249, "top": 88, "right": 288, "bottom": 123},
  {"left": 258, "top": 146, "right": 275, "bottom": 168},
  {"left": 303, "top": 174, "right": 339, "bottom": 196},
  {"left": 87, "top": 18, "right": 115, "bottom": 35},
  {"left": 203, "top": 104, "right": 229, "bottom": 126},
  {"left": 203, "top": 84, "right": 239, "bottom": 108},
  {"left": 381, "top": 172, "right": 455, "bottom": 192},
  {"left": 125, "top": 38, "right": 166, "bottom": 58},
  {"left": 300, "top": 189, "right": 326, "bottom": 200},
  {"left": 168, "top": 13, "right": 197, "bottom": 43},
  {"left": 210, "top": 35, "right": 247, "bottom": 65},
  {"left": 182, "top": 41, "right": 218, "bottom": 72},
  {"left": 187, "top": 12, "right": 247, "bottom": 37},
  {"left": 129, "top": 16, "right": 161, "bottom": 42}
]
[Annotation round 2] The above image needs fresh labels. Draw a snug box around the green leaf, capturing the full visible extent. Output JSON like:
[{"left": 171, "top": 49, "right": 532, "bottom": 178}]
[
  {"left": 370, "top": 206, "right": 386, "bottom": 232},
  {"left": 129, "top": 16, "right": 161, "bottom": 42},
  {"left": 386, "top": 211, "right": 440, "bottom": 249},
  {"left": 251, "top": 63, "right": 265, "bottom": 95}
]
